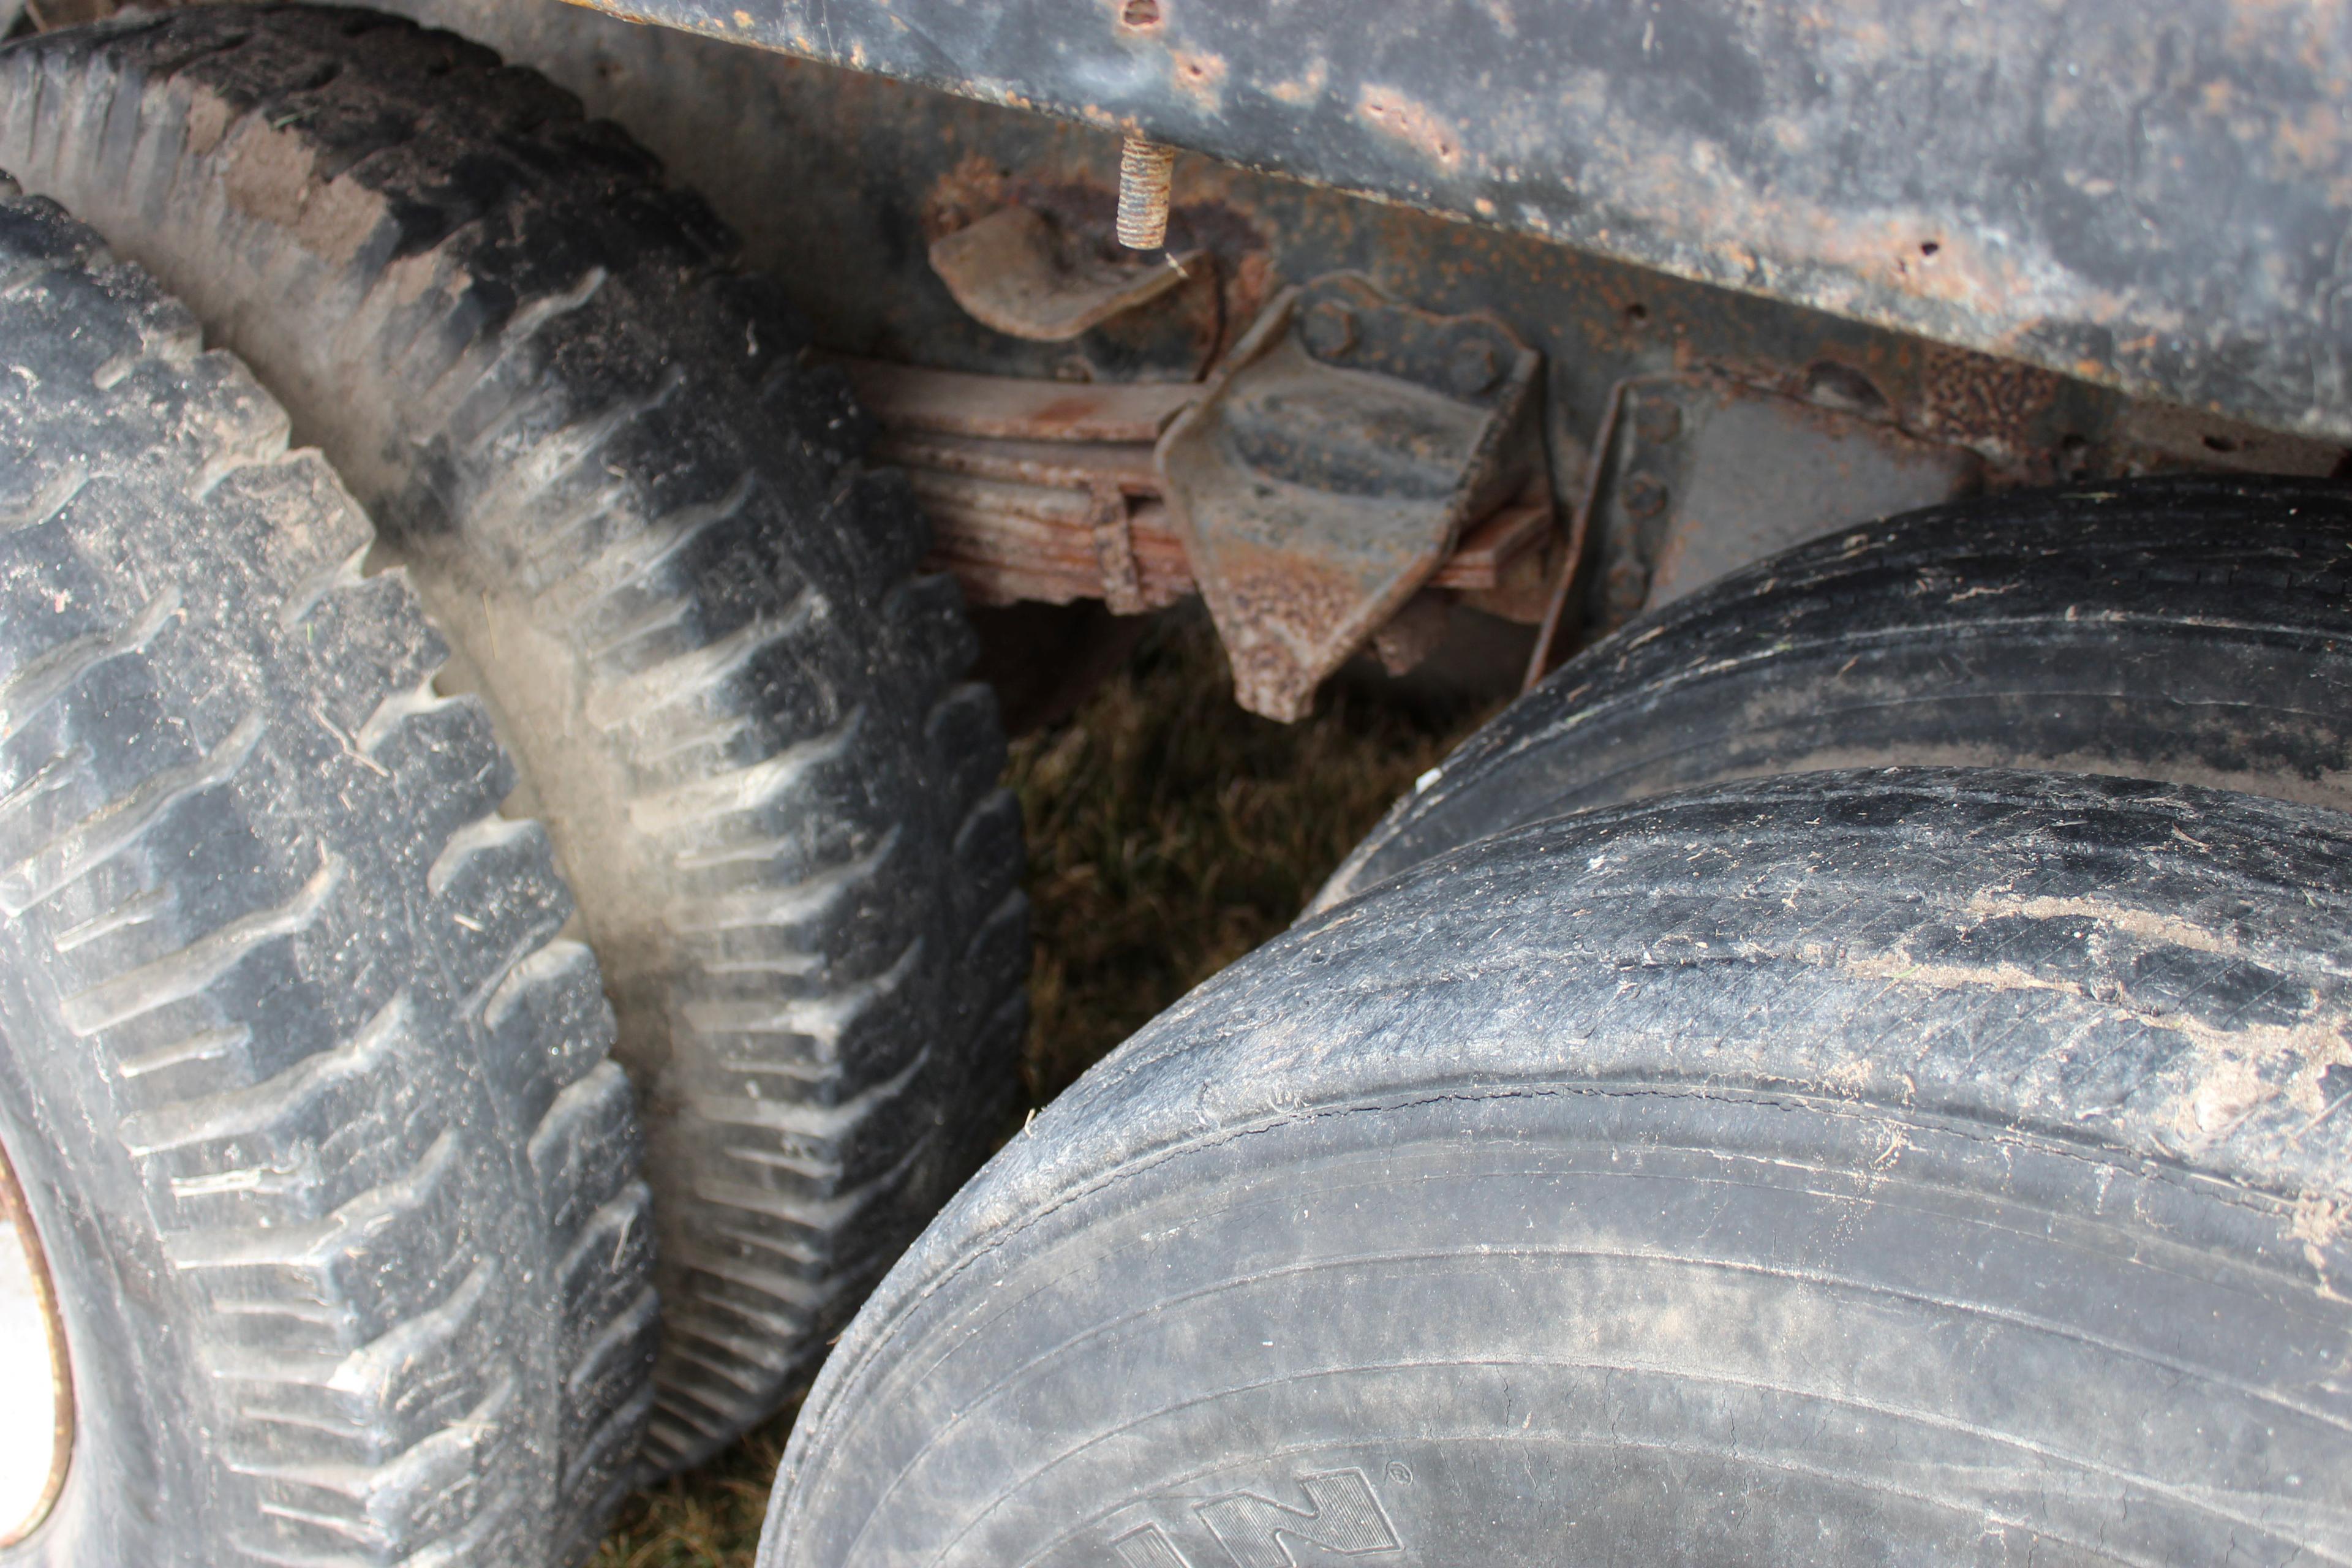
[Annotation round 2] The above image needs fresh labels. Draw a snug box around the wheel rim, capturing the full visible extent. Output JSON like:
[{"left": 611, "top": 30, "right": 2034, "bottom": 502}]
[{"left": 0, "top": 1139, "right": 69, "bottom": 1547}]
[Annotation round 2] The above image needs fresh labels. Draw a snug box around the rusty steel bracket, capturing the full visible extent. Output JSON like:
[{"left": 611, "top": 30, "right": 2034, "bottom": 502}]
[
  {"left": 929, "top": 203, "right": 1207, "bottom": 342},
  {"left": 1155, "top": 274, "right": 1544, "bottom": 720},
  {"left": 1584, "top": 373, "right": 1984, "bottom": 636}
]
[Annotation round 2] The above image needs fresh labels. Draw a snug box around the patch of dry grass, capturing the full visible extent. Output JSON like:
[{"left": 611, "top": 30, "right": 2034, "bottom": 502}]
[
  {"left": 592, "top": 611, "right": 1492, "bottom": 1566},
  {"left": 592, "top": 1409, "right": 796, "bottom": 1567},
  {"left": 1012, "top": 613, "right": 1491, "bottom": 1102}
]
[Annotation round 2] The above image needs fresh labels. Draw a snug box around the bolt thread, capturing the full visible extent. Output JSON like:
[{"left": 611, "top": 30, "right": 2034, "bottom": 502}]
[{"left": 1115, "top": 135, "right": 1177, "bottom": 250}]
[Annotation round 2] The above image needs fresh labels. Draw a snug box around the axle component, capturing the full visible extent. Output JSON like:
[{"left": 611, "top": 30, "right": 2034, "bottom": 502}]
[{"left": 844, "top": 292, "right": 1559, "bottom": 719}]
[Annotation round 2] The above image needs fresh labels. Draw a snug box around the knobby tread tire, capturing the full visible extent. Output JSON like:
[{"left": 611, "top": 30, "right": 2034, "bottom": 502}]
[
  {"left": 1317, "top": 474, "right": 2352, "bottom": 912},
  {"left": 767, "top": 769, "right": 2352, "bottom": 1567},
  {"left": 0, "top": 182, "right": 650, "bottom": 1567},
  {"left": 0, "top": 5, "right": 1028, "bottom": 1469}
]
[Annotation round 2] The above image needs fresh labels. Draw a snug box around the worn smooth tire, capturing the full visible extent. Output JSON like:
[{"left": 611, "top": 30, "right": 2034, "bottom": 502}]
[
  {"left": 1318, "top": 474, "right": 2352, "bottom": 912},
  {"left": 768, "top": 768, "right": 2352, "bottom": 1568},
  {"left": 0, "top": 183, "right": 650, "bottom": 1566},
  {"left": 0, "top": 6, "right": 1028, "bottom": 1469}
]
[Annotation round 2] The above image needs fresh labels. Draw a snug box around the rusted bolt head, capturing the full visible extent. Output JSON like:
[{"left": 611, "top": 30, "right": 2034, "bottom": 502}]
[
  {"left": 1301, "top": 301, "right": 1357, "bottom": 358},
  {"left": 1447, "top": 337, "right": 1500, "bottom": 396},
  {"left": 1603, "top": 556, "right": 1651, "bottom": 622},
  {"left": 1633, "top": 401, "right": 1682, "bottom": 445},
  {"left": 1621, "top": 472, "right": 1670, "bottom": 519}
]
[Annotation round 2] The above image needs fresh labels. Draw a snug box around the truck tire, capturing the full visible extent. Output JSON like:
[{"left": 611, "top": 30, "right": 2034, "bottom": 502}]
[
  {"left": 0, "top": 6, "right": 1028, "bottom": 1470},
  {"left": 1317, "top": 475, "right": 2352, "bottom": 911},
  {"left": 0, "top": 183, "right": 651, "bottom": 1566},
  {"left": 766, "top": 767, "right": 2352, "bottom": 1568}
]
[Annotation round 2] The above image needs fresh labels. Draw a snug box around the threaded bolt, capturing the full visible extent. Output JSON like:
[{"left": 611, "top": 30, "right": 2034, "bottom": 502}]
[{"left": 1116, "top": 135, "right": 1177, "bottom": 250}]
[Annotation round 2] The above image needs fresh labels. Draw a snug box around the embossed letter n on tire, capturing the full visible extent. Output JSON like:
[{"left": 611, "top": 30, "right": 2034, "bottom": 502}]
[{"left": 1112, "top": 1469, "right": 1401, "bottom": 1568}]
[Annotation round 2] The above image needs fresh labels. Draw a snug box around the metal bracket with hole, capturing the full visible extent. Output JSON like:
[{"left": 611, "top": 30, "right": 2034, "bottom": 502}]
[{"left": 1155, "top": 273, "right": 1545, "bottom": 720}]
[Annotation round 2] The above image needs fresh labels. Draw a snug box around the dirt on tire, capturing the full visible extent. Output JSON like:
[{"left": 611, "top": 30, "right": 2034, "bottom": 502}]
[
  {"left": 0, "top": 5, "right": 1028, "bottom": 1471},
  {"left": 1319, "top": 475, "right": 2352, "bottom": 911},
  {"left": 0, "top": 177, "right": 652, "bottom": 1567}
]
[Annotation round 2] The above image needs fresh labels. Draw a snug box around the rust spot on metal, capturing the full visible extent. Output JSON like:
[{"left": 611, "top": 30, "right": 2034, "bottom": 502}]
[
  {"left": 2110, "top": 401, "right": 2348, "bottom": 479},
  {"left": 840, "top": 356, "right": 1198, "bottom": 442},
  {"left": 875, "top": 428, "right": 1163, "bottom": 493},
  {"left": 921, "top": 151, "right": 1012, "bottom": 244},
  {"left": 1355, "top": 83, "right": 1464, "bottom": 168},
  {"left": 1170, "top": 50, "right": 1228, "bottom": 113},
  {"left": 1910, "top": 342, "right": 2069, "bottom": 470},
  {"left": 1267, "top": 58, "right": 1329, "bottom": 106}
]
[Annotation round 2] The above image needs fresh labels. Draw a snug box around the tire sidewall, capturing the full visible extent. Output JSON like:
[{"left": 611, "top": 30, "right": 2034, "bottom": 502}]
[{"left": 781, "top": 1082, "right": 2343, "bottom": 1567}]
